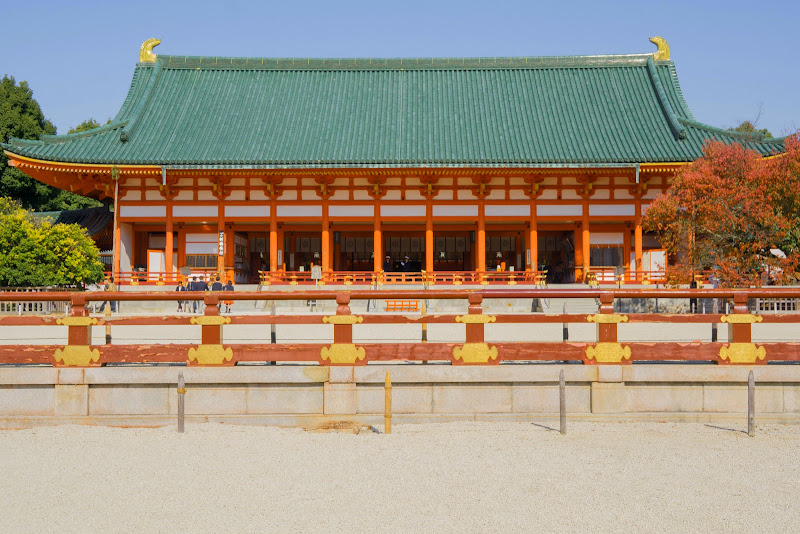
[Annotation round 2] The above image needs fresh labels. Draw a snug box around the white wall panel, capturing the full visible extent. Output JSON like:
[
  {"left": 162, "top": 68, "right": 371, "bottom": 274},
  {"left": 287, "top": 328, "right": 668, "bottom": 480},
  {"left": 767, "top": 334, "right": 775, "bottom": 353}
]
[
  {"left": 224, "top": 205, "right": 270, "bottom": 218},
  {"left": 589, "top": 204, "right": 636, "bottom": 216},
  {"left": 329, "top": 205, "right": 374, "bottom": 217},
  {"left": 381, "top": 205, "right": 426, "bottom": 217},
  {"left": 485, "top": 205, "right": 530, "bottom": 217},
  {"left": 276, "top": 205, "right": 322, "bottom": 217},
  {"left": 173, "top": 205, "right": 218, "bottom": 218},
  {"left": 120, "top": 205, "right": 166, "bottom": 218},
  {"left": 432, "top": 205, "right": 478, "bottom": 217},
  {"left": 537, "top": 205, "right": 582, "bottom": 217}
]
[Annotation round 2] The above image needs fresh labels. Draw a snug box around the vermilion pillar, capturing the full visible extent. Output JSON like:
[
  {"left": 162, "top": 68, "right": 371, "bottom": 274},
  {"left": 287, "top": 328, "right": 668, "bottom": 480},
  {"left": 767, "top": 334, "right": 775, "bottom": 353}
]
[
  {"left": 113, "top": 199, "right": 121, "bottom": 280},
  {"left": 269, "top": 202, "right": 278, "bottom": 272},
  {"left": 165, "top": 203, "right": 173, "bottom": 281},
  {"left": 217, "top": 204, "right": 225, "bottom": 274},
  {"left": 528, "top": 207, "right": 537, "bottom": 271},
  {"left": 582, "top": 201, "right": 590, "bottom": 281},
  {"left": 477, "top": 203, "right": 486, "bottom": 272},
  {"left": 425, "top": 203, "right": 434, "bottom": 273},
  {"left": 321, "top": 203, "right": 330, "bottom": 272},
  {"left": 373, "top": 216, "right": 382, "bottom": 273},
  {"left": 635, "top": 202, "right": 643, "bottom": 282}
]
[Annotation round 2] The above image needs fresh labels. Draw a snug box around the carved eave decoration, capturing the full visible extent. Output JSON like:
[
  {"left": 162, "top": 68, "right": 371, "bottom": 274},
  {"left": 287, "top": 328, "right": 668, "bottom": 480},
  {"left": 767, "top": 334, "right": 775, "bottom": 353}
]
[
  {"left": 522, "top": 175, "right": 545, "bottom": 199},
  {"left": 314, "top": 176, "right": 335, "bottom": 200},
  {"left": 367, "top": 176, "right": 387, "bottom": 200},
  {"left": 209, "top": 175, "right": 232, "bottom": 200},
  {"left": 627, "top": 176, "right": 650, "bottom": 198},
  {"left": 419, "top": 175, "right": 439, "bottom": 199},
  {"left": 577, "top": 175, "right": 597, "bottom": 199},
  {"left": 158, "top": 173, "right": 180, "bottom": 200},
  {"left": 470, "top": 176, "right": 491, "bottom": 199},
  {"left": 260, "top": 176, "right": 284, "bottom": 200}
]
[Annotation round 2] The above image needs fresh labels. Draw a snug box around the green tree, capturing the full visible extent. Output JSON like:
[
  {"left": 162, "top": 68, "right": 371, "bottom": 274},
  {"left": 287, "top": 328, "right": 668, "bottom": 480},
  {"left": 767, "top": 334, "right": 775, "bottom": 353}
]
[
  {"left": 67, "top": 118, "right": 111, "bottom": 134},
  {"left": 729, "top": 120, "right": 773, "bottom": 139},
  {"left": 0, "top": 197, "right": 104, "bottom": 287},
  {"left": 0, "top": 75, "right": 100, "bottom": 211}
]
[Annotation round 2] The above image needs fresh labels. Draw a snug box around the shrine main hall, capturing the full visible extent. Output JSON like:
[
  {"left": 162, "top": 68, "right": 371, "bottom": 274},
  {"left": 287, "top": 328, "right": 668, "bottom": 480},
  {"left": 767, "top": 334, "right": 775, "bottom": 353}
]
[{"left": 2, "top": 38, "right": 785, "bottom": 285}]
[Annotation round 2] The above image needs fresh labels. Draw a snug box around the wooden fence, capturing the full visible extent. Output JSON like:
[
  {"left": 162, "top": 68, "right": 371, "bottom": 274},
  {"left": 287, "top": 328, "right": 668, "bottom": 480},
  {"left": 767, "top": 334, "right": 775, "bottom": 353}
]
[{"left": 1, "top": 288, "right": 800, "bottom": 367}]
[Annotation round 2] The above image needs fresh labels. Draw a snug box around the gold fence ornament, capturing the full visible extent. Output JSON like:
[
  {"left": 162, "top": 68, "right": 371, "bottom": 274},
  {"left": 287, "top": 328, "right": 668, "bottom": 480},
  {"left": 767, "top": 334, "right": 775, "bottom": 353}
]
[
  {"left": 56, "top": 317, "right": 98, "bottom": 326},
  {"left": 321, "top": 344, "right": 366, "bottom": 364},
  {"left": 188, "top": 345, "right": 233, "bottom": 365},
  {"left": 720, "top": 314, "right": 763, "bottom": 324},
  {"left": 719, "top": 343, "right": 766, "bottom": 364},
  {"left": 190, "top": 316, "right": 231, "bottom": 326},
  {"left": 585, "top": 342, "right": 632, "bottom": 363},
  {"left": 54, "top": 346, "right": 100, "bottom": 366},
  {"left": 322, "top": 315, "right": 364, "bottom": 325},
  {"left": 455, "top": 314, "right": 497, "bottom": 324},
  {"left": 586, "top": 314, "right": 629, "bottom": 324},
  {"left": 452, "top": 342, "right": 499, "bottom": 364}
]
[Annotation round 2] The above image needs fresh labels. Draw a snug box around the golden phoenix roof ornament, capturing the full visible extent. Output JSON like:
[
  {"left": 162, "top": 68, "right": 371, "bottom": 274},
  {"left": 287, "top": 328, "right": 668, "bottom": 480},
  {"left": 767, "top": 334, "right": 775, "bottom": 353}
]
[
  {"left": 649, "top": 36, "right": 670, "bottom": 61},
  {"left": 140, "top": 38, "right": 161, "bottom": 63}
]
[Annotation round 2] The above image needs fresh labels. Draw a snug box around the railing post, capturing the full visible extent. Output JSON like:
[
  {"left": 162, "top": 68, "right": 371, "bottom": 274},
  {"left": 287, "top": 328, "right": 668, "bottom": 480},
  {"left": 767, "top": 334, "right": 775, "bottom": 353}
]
[
  {"left": 68, "top": 294, "right": 90, "bottom": 346},
  {"left": 465, "top": 293, "right": 484, "bottom": 344},
  {"left": 202, "top": 294, "right": 222, "bottom": 345},
  {"left": 597, "top": 293, "right": 617, "bottom": 344},
  {"left": 729, "top": 293, "right": 751, "bottom": 344},
  {"left": 585, "top": 291, "right": 631, "bottom": 364},
  {"left": 334, "top": 293, "right": 353, "bottom": 345}
]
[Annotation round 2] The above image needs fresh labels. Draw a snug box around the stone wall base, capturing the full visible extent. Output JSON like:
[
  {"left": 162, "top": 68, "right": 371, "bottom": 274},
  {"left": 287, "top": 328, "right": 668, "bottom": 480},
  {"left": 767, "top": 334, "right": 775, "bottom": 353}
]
[{"left": 1, "top": 365, "right": 799, "bottom": 428}]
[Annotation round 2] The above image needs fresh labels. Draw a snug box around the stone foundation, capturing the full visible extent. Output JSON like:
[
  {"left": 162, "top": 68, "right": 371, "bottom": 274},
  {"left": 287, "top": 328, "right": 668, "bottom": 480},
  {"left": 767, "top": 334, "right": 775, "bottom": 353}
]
[{"left": 1, "top": 364, "right": 799, "bottom": 428}]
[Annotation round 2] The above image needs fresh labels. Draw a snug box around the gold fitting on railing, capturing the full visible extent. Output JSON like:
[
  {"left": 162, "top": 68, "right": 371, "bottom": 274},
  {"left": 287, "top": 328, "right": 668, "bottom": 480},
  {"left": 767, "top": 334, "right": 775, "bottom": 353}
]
[
  {"left": 452, "top": 342, "right": 498, "bottom": 364},
  {"left": 177, "top": 388, "right": 187, "bottom": 394},
  {"left": 719, "top": 343, "right": 766, "bottom": 364},
  {"left": 54, "top": 346, "right": 100, "bottom": 366},
  {"left": 188, "top": 344, "right": 233, "bottom": 365},
  {"left": 322, "top": 315, "right": 363, "bottom": 325},
  {"left": 585, "top": 342, "right": 632, "bottom": 363},
  {"left": 320, "top": 343, "right": 366, "bottom": 364},
  {"left": 455, "top": 314, "right": 496, "bottom": 324},
  {"left": 190, "top": 316, "right": 231, "bottom": 326},
  {"left": 56, "top": 317, "right": 98, "bottom": 326},
  {"left": 587, "top": 314, "right": 628, "bottom": 324},
  {"left": 720, "top": 314, "right": 763, "bottom": 324}
]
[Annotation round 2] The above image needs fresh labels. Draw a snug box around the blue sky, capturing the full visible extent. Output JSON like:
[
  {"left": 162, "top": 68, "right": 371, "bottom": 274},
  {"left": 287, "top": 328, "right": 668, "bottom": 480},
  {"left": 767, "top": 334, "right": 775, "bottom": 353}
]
[{"left": 2, "top": 0, "right": 798, "bottom": 137}]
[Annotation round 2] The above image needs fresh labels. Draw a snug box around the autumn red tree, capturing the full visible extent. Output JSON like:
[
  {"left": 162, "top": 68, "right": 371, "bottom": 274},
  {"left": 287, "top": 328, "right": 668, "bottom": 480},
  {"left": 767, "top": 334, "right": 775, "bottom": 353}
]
[{"left": 643, "top": 136, "right": 800, "bottom": 287}]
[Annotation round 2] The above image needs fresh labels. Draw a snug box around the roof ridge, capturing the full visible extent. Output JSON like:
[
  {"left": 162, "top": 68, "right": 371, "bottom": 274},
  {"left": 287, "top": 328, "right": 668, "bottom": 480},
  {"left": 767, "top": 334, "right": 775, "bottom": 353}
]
[
  {"left": 158, "top": 53, "right": 660, "bottom": 71},
  {"left": 646, "top": 57, "right": 686, "bottom": 140},
  {"left": 677, "top": 117, "right": 788, "bottom": 144}
]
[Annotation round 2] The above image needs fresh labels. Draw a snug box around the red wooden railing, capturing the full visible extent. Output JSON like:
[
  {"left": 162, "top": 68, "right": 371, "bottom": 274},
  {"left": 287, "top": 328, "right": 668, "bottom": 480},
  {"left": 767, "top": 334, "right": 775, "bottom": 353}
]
[{"left": 1, "top": 289, "right": 800, "bottom": 367}]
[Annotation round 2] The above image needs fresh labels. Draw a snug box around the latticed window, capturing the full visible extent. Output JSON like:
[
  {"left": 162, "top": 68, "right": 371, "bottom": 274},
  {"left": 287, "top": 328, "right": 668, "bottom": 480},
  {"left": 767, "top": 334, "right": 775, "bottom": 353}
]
[
  {"left": 590, "top": 247, "right": 623, "bottom": 267},
  {"left": 185, "top": 255, "right": 218, "bottom": 268}
]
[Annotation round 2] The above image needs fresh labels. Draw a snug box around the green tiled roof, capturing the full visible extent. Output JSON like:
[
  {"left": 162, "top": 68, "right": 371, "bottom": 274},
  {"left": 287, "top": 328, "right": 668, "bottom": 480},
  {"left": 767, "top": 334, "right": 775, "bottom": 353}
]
[{"left": 3, "top": 51, "right": 786, "bottom": 166}]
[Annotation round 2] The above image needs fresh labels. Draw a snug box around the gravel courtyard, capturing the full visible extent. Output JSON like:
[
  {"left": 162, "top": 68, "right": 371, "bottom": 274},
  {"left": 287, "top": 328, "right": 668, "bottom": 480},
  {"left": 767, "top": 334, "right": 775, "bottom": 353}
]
[{"left": 1, "top": 421, "right": 798, "bottom": 532}]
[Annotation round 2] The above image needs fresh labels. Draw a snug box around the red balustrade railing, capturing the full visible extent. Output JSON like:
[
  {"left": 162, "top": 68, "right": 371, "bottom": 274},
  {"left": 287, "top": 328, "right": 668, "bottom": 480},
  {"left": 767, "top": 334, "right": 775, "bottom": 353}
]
[{"left": 1, "top": 288, "right": 800, "bottom": 367}]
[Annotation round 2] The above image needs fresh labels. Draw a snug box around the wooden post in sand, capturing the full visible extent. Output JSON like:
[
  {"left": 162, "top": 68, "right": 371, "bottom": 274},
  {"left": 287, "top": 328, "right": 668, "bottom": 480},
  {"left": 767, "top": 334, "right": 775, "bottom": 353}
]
[
  {"left": 177, "top": 372, "right": 186, "bottom": 433},
  {"left": 748, "top": 370, "right": 755, "bottom": 437},
  {"left": 384, "top": 370, "right": 392, "bottom": 434},
  {"left": 559, "top": 369, "right": 566, "bottom": 435}
]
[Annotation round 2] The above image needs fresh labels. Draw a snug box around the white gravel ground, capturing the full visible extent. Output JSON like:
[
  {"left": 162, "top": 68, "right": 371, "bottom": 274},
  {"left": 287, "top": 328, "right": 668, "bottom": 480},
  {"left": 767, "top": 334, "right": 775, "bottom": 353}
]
[{"left": 1, "top": 421, "right": 798, "bottom": 533}]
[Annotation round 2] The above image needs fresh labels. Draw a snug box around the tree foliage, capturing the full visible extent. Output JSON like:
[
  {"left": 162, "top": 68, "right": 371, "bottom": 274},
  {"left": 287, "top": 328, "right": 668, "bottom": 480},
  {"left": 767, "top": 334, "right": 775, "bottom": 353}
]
[
  {"left": 729, "top": 120, "right": 773, "bottom": 140},
  {"left": 643, "top": 137, "right": 800, "bottom": 286},
  {"left": 0, "top": 75, "right": 100, "bottom": 211},
  {"left": 68, "top": 118, "right": 110, "bottom": 134},
  {"left": 0, "top": 197, "right": 104, "bottom": 287}
]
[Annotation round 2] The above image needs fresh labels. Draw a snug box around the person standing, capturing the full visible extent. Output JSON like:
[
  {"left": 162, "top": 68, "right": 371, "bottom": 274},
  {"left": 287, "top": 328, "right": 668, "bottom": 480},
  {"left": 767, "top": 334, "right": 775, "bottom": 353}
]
[
  {"left": 98, "top": 276, "right": 117, "bottom": 313},
  {"left": 194, "top": 275, "right": 209, "bottom": 314},
  {"left": 176, "top": 278, "right": 187, "bottom": 313},
  {"left": 383, "top": 255, "right": 392, "bottom": 272},
  {"left": 223, "top": 279, "right": 234, "bottom": 313},
  {"left": 211, "top": 276, "right": 223, "bottom": 311},
  {"left": 401, "top": 255, "right": 412, "bottom": 272}
]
